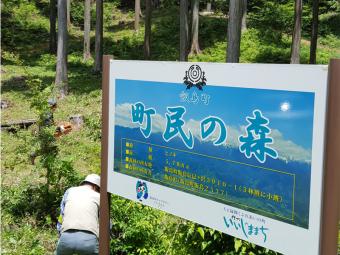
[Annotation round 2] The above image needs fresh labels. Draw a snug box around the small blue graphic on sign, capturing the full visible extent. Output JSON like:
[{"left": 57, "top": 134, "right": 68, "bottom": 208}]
[
  {"left": 136, "top": 180, "right": 149, "bottom": 201},
  {"left": 239, "top": 110, "right": 278, "bottom": 163}
]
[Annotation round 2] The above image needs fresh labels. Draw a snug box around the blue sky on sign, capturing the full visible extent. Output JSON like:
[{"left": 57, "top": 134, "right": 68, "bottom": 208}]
[{"left": 115, "top": 79, "right": 315, "bottom": 160}]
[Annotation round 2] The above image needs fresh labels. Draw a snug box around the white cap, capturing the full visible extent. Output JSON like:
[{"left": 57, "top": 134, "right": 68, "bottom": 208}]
[{"left": 82, "top": 174, "right": 100, "bottom": 188}]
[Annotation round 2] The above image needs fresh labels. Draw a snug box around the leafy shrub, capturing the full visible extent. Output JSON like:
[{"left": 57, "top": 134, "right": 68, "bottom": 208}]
[
  {"left": 248, "top": 1, "right": 294, "bottom": 44},
  {"left": 1, "top": 0, "right": 49, "bottom": 48},
  {"left": 177, "top": 224, "right": 281, "bottom": 255},
  {"left": 319, "top": 12, "right": 340, "bottom": 36},
  {"left": 71, "top": 0, "right": 85, "bottom": 27},
  {"left": 26, "top": 78, "right": 81, "bottom": 223},
  {"left": 1, "top": 216, "right": 56, "bottom": 255},
  {"left": 85, "top": 114, "right": 102, "bottom": 141},
  {"left": 110, "top": 197, "right": 171, "bottom": 254}
]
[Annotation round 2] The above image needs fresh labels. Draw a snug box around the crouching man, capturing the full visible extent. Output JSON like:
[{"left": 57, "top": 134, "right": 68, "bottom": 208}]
[{"left": 56, "top": 174, "right": 100, "bottom": 255}]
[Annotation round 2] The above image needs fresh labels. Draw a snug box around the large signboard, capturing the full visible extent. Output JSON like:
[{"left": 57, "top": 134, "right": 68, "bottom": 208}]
[{"left": 105, "top": 60, "right": 330, "bottom": 255}]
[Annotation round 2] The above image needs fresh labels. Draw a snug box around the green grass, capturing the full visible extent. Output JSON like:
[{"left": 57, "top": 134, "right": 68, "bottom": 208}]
[
  {"left": 1, "top": 1, "right": 340, "bottom": 254},
  {"left": 2, "top": 214, "right": 57, "bottom": 255}
]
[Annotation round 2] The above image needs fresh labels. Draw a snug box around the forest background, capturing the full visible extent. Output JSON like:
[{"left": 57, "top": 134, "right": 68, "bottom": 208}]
[{"left": 1, "top": 0, "right": 340, "bottom": 254}]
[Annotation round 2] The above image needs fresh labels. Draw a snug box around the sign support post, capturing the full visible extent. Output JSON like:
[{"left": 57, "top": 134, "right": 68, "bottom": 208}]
[
  {"left": 321, "top": 59, "right": 340, "bottom": 255},
  {"left": 99, "top": 55, "right": 113, "bottom": 255}
]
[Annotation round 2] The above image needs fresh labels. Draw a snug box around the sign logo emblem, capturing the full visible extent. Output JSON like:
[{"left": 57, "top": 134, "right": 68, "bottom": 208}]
[
  {"left": 183, "top": 65, "right": 207, "bottom": 90},
  {"left": 136, "top": 180, "right": 148, "bottom": 201}
]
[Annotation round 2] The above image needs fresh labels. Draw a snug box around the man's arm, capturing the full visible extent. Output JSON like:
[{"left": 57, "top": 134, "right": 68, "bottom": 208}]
[{"left": 57, "top": 189, "right": 69, "bottom": 236}]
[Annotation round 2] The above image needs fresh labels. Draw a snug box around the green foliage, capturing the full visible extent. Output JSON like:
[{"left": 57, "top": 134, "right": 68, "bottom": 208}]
[
  {"left": 70, "top": 0, "right": 85, "bottom": 27},
  {"left": 319, "top": 34, "right": 340, "bottom": 49},
  {"left": 249, "top": 1, "right": 294, "bottom": 43},
  {"left": 174, "top": 224, "right": 281, "bottom": 255},
  {"left": 1, "top": 214, "right": 57, "bottom": 255},
  {"left": 25, "top": 78, "right": 81, "bottom": 223},
  {"left": 206, "top": 0, "right": 229, "bottom": 15},
  {"left": 318, "top": 0, "right": 340, "bottom": 14},
  {"left": 110, "top": 198, "right": 171, "bottom": 254},
  {"left": 85, "top": 114, "right": 102, "bottom": 141},
  {"left": 181, "top": 224, "right": 236, "bottom": 254},
  {"left": 70, "top": 0, "right": 98, "bottom": 28},
  {"left": 2, "top": 1, "right": 340, "bottom": 254},
  {"left": 1, "top": 0, "right": 49, "bottom": 49},
  {"left": 2, "top": 53, "right": 79, "bottom": 228},
  {"left": 319, "top": 12, "right": 340, "bottom": 36}
]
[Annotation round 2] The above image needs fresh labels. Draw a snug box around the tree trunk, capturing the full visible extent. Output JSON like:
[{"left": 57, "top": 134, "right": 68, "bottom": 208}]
[
  {"left": 135, "top": 0, "right": 141, "bottom": 32},
  {"left": 83, "top": 0, "right": 91, "bottom": 61},
  {"left": 241, "top": 0, "right": 247, "bottom": 31},
  {"left": 55, "top": 0, "right": 68, "bottom": 98},
  {"left": 94, "top": 0, "right": 103, "bottom": 72},
  {"left": 309, "top": 0, "right": 319, "bottom": 64},
  {"left": 49, "top": 0, "right": 57, "bottom": 54},
  {"left": 67, "top": 0, "right": 71, "bottom": 28},
  {"left": 226, "top": 0, "right": 243, "bottom": 63},
  {"left": 290, "top": 0, "right": 302, "bottom": 64},
  {"left": 180, "top": 0, "right": 189, "bottom": 61},
  {"left": 144, "top": 0, "right": 152, "bottom": 59},
  {"left": 206, "top": 2, "right": 211, "bottom": 12},
  {"left": 190, "top": 0, "right": 201, "bottom": 55}
]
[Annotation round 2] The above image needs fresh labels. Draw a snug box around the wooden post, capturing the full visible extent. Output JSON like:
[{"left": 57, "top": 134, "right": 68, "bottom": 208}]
[
  {"left": 99, "top": 55, "right": 113, "bottom": 255},
  {"left": 320, "top": 59, "right": 340, "bottom": 255}
]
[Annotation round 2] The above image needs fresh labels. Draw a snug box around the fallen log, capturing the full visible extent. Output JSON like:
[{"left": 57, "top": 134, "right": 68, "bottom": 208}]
[{"left": 1, "top": 119, "right": 37, "bottom": 131}]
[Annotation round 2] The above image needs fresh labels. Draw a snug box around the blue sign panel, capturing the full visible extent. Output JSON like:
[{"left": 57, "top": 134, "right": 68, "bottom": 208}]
[{"left": 113, "top": 78, "right": 314, "bottom": 229}]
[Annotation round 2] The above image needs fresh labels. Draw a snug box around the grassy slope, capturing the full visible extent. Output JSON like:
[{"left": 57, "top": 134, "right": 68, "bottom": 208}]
[{"left": 1, "top": 2, "right": 340, "bottom": 254}]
